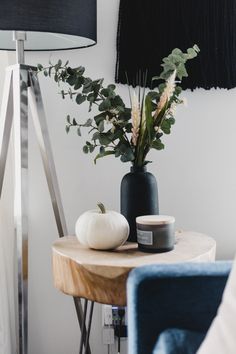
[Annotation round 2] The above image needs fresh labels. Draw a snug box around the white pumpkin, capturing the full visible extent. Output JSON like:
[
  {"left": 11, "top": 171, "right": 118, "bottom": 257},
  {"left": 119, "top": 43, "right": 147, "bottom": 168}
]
[{"left": 75, "top": 203, "right": 129, "bottom": 250}]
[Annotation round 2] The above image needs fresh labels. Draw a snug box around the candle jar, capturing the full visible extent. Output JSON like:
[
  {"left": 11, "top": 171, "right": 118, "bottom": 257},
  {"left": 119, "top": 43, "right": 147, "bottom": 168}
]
[{"left": 136, "top": 215, "right": 175, "bottom": 253}]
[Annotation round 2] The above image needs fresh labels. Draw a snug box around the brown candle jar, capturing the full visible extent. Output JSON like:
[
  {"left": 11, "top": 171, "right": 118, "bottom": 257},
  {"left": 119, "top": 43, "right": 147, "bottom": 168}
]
[{"left": 136, "top": 215, "right": 175, "bottom": 253}]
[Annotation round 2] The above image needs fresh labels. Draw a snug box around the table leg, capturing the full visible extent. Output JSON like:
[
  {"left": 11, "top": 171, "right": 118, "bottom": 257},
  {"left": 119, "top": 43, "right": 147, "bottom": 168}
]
[
  {"left": 79, "top": 300, "right": 88, "bottom": 354},
  {"left": 78, "top": 299, "right": 94, "bottom": 354},
  {"left": 74, "top": 298, "right": 92, "bottom": 354},
  {"left": 84, "top": 302, "right": 94, "bottom": 353}
]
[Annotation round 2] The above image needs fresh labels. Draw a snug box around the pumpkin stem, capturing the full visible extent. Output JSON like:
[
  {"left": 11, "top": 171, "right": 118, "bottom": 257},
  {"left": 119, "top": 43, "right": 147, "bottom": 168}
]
[{"left": 97, "top": 202, "right": 106, "bottom": 214}]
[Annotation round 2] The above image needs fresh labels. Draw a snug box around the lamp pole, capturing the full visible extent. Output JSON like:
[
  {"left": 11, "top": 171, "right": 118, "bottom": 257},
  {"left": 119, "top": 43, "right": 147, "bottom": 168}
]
[
  {"left": 13, "top": 31, "right": 26, "bottom": 64},
  {"left": 0, "top": 32, "right": 69, "bottom": 354},
  {"left": 0, "top": 3, "right": 97, "bottom": 347}
]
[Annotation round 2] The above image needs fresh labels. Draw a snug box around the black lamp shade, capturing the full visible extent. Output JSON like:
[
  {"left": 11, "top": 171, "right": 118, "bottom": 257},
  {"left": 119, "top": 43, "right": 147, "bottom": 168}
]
[{"left": 0, "top": 0, "right": 97, "bottom": 50}]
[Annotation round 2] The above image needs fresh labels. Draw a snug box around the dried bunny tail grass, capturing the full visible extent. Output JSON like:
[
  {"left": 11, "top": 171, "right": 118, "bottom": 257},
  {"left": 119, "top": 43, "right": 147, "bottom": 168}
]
[
  {"left": 165, "top": 70, "right": 177, "bottom": 99},
  {"left": 154, "top": 70, "right": 177, "bottom": 119},
  {"left": 154, "top": 92, "right": 168, "bottom": 119},
  {"left": 131, "top": 91, "right": 141, "bottom": 146}
]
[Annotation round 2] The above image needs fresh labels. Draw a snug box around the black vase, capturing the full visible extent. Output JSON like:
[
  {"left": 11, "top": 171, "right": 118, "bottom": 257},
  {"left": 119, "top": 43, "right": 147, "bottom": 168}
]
[{"left": 120, "top": 166, "right": 159, "bottom": 242}]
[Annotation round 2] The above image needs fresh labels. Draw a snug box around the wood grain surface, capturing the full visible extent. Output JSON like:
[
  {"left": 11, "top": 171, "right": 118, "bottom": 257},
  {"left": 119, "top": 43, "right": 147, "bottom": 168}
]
[{"left": 52, "top": 231, "right": 216, "bottom": 306}]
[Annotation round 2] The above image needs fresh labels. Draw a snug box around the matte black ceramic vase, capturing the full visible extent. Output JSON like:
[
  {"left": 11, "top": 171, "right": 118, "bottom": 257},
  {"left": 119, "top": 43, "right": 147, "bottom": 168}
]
[{"left": 120, "top": 166, "right": 159, "bottom": 242}]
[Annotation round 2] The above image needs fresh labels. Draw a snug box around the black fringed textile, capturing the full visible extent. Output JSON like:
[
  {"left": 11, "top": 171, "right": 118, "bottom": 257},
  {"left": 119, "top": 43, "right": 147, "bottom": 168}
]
[{"left": 115, "top": 0, "right": 236, "bottom": 90}]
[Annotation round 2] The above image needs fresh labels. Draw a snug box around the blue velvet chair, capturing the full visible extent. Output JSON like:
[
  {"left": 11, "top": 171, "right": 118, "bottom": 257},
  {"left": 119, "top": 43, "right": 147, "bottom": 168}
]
[{"left": 127, "top": 262, "right": 232, "bottom": 354}]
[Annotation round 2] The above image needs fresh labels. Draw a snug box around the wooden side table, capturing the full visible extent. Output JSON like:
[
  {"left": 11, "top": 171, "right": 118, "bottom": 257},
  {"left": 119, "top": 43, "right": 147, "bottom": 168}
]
[{"left": 52, "top": 231, "right": 216, "bottom": 354}]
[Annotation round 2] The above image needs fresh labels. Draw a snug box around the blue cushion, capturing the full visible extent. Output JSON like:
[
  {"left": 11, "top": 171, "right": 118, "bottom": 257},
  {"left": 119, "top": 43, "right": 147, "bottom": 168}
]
[
  {"left": 152, "top": 329, "right": 206, "bottom": 354},
  {"left": 127, "top": 262, "right": 231, "bottom": 354}
]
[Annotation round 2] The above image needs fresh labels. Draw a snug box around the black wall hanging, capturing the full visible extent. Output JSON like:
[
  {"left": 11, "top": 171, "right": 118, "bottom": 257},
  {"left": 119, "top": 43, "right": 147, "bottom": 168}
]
[{"left": 115, "top": 0, "right": 236, "bottom": 90}]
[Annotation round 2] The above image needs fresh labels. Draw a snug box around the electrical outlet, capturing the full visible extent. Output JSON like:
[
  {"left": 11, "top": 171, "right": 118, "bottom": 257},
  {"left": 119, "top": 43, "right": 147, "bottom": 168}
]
[
  {"left": 102, "top": 305, "right": 113, "bottom": 326},
  {"left": 111, "top": 306, "right": 127, "bottom": 325},
  {"left": 112, "top": 306, "right": 128, "bottom": 338},
  {"left": 102, "top": 326, "right": 115, "bottom": 345}
]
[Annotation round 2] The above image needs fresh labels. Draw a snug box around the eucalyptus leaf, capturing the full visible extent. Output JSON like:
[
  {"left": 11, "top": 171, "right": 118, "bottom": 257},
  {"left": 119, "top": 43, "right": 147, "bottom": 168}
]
[
  {"left": 193, "top": 44, "right": 200, "bottom": 53},
  {"left": 77, "top": 127, "right": 81, "bottom": 136},
  {"left": 92, "top": 132, "right": 100, "bottom": 140},
  {"left": 82, "top": 85, "right": 92, "bottom": 94},
  {"left": 76, "top": 66, "right": 85, "bottom": 76},
  {"left": 156, "top": 132, "right": 163, "bottom": 139},
  {"left": 172, "top": 48, "right": 183, "bottom": 56},
  {"left": 108, "top": 84, "right": 116, "bottom": 90},
  {"left": 115, "top": 105, "right": 125, "bottom": 113},
  {"left": 112, "top": 95, "right": 125, "bottom": 108},
  {"left": 119, "top": 108, "right": 131, "bottom": 121},
  {"left": 151, "top": 139, "right": 165, "bottom": 150},
  {"left": 114, "top": 149, "right": 121, "bottom": 157},
  {"left": 99, "top": 98, "right": 111, "bottom": 111},
  {"left": 118, "top": 143, "right": 128, "bottom": 154},
  {"left": 169, "top": 117, "right": 175, "bottom": 125},
  {"left": 84, "top": 118, "right": 93, "bottom": 127},
  {"left": 89, "top": 145, "right": 95, "bottom": 153},
  {"left": 100, "top": 146, "right": 105, "bottom": 154},
  {"left": 175, "top": 86, "right": 182, "bottom": 95},
  {"left": 120, "top": 152, "right": 134, "bottom": 163},
  {"left": 98, "top": 134, "right": 112, "bottom": 145},
  {"left": 37, "top": 64, "right": 43, "bottom": 71},
  {"left": 176, "top": 63, "right": 188, "bottom": 80},
  {"left": 74, "top": 77, "right": 84, "bottom": 90},
  {"left": 94, "top": 151, "right": 115, "bottom": 164},
  {"left": 161, "top": 120, "right": 171, "bottom": 134},
  {"left": 67, "top": 67, "right": 75, "bottom": 75},
  {"left": 94, "top": 113, "right": 106, "bottom": 126},
  {"left": 120, "top": 148, "right": 135, "bottom": 162},
  {"left": 187, "top": 48, "right": 198, "bottom": 59},
  {"left": 66, "top": 75, "right": 77, "bottom": 86},
  {"left": 82, "top": 78, "right": 93, "bottom": 93},
  {"left": 98, "top": 120, "right": 105, "bottom": 132},
  {"left": 83, "top": 145, "right": 89, "bottom": 154},
  {"left": 101, "top": 88, "right": 109, "bottom": 97},
  {"left": 87, "top": 93, "right": 95, "bottom": 102},
  {"left": 125, "top": 123, "right": 132, "bottom": 133},
  {"left": 148, "top": 91, "right": 159, "bottom": 100},
  {"left": 76, "top": 94, "right": 87, "bottom": 105}
]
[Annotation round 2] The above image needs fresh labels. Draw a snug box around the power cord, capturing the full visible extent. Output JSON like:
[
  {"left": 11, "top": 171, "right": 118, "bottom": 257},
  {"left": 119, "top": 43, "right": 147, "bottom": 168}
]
[{"left": 117, "top": 308, "right": 125, "bottom": 354}]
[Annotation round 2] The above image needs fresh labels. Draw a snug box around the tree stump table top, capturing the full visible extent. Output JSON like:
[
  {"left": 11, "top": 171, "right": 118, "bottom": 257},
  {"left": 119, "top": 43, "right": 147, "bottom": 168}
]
[{"left": 52, "top": 231, "right": 216, "bottom": 306}]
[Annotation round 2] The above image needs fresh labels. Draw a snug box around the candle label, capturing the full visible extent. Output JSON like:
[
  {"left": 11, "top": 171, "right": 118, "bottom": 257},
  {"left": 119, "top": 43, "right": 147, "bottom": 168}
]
[{"left": 137, "top": 229, "right": 153, "bottom": 245}]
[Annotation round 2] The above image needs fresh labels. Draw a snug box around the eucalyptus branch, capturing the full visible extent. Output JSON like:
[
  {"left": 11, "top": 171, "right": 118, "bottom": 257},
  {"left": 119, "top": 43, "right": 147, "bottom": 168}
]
[{"left": 38, "top": 45, "right": 199, "bottom": 166}]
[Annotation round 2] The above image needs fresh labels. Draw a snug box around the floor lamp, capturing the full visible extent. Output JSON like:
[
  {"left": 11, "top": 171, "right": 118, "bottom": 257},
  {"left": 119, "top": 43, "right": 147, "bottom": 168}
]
[{"left": 0, "top": 1, "right": 97, "bottom": 354}]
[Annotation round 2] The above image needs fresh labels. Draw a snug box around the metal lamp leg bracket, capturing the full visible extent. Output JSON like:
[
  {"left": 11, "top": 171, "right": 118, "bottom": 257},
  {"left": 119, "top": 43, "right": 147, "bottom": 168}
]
[
  {"left": 0, "top": 64, "right": 91, "bottom": 354},
  {"left": 79, "top": 300, "right": 94, "bottom": 354}
]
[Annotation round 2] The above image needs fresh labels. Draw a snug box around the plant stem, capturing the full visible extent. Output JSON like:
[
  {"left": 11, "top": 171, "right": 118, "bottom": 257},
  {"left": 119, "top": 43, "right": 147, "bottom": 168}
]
[
  {"left": 98, "top": 92, "right": 106, "bottom": 101},
  {"left": 97, "top": 202, "right": 106, "bottom": 214}
]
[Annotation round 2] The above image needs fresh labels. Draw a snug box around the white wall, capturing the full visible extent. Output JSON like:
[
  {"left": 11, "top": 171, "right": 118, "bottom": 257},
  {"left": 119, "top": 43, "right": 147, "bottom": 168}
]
[{"left": 1, "top": 0, "right": 236, "bottom": 353}]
